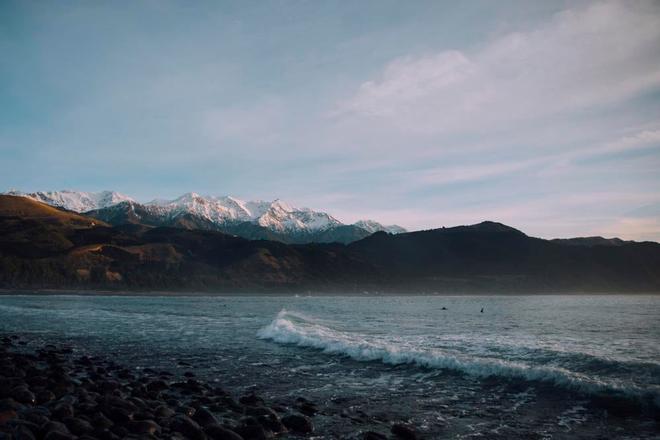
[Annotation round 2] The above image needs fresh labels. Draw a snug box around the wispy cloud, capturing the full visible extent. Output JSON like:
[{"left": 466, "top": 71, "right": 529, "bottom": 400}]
[{"left": 339, "top": 1, "right": 660, "bottom": 135}]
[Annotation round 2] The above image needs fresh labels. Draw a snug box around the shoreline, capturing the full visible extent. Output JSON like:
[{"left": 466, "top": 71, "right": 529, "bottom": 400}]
[
  {"left": 2, "top": 289, "right": 659, "bottom": 297},
  {"left": 2, "top": 327, "right": 658, "bottom": 439},
  {"left": 1, "top": 334, "right": 405, "bottom": 440}
]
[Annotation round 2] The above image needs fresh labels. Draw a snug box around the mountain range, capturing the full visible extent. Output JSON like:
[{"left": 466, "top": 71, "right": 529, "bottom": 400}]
[
  {"left": 1, "top": 194, "right": 659, "bottom": 293},
  {"left": 3, "top": 190, "right": 405, "bottom": 244}
]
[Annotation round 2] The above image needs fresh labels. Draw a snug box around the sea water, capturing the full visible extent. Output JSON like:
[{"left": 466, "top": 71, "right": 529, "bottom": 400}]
[{"left": 0, "top": 294, "right": 658, "bottom": 438}]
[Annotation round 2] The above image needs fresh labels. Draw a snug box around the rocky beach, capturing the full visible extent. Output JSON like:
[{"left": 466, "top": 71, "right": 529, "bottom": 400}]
[{"left": 0, "top": 334, "right": 415, "bottom": 440}]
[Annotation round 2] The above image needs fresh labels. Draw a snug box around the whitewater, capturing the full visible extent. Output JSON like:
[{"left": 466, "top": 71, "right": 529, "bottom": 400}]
[
  {"left": 1, "top": 294, "right": 658, "bottom": 438},
  {"left": 257, "top": 309, "right": 660, "bottom": 406}
]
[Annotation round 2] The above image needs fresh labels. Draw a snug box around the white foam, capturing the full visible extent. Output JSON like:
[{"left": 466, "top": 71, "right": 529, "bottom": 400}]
[{"left": 257, "top": 310, "right": 658, "bottom": 404}]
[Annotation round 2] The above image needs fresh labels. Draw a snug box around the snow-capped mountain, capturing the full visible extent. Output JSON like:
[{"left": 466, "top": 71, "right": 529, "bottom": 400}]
[
  {"left": 145, "top": 193, "right": 342, "bottom": 233},
  {"left": 3, "top": 189, "right": 406, "bottom": 242},
  {"left": 3, "top": 190, "right": 134, "bottom": 213},
  {"left": 354, "top": 220, "right": 407, "bottom": 234}
]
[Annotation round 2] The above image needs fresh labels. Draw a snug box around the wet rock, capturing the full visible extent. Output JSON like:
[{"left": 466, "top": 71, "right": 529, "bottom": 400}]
[
  {"left": 0, "top": 399, "right": 21, "bottom": 412},
  {"left": 127, "top": 397, "right": 147, "bottom": 409},
  {"left": 215, "top": 396, "right": 242, "bottom": 412},
  {"left": 256, "top": 413, "right": 285, "bottom": 434},
  {"left": 154, "top": 405, "right": 175, "bottom": 418},
  {"left": 0, "top": 409, "right": 16, "bottom": 426},
  {"left": 11, "top": 387, "right": 35, "bottom": 405},
  {"left": 22, "top": 411, "right": 50, "bottom": 427},
  {"left": 193, "top": 396, "right": 215, "bottom": 406},
  {"left": 26, "top": 375, "right": 48, "bottom": 389},
  {"left": 269, "top": 404, "right": 286, "bottom": 414},
  {"left": 56, "top": 396, "right": 77, "bottom": 407},
  {"left": 91, "top": 413, "right": 114, "bottom": 430},
  {"left": 192, "top": 407, "right": 219, "bottom": 427},
  {"left": 146, "top": 380, "right": 169, "bottom": 395},
  {"left": 133, "top": 410, "right": 155, "bottom": 421},
  {"left": 102, "top": 395, "right": 138, "bottom": 412},
  {"left": 239, "top": 394, "right": 264, "bottom": 407},
  {"left": 235, "top": 417, "right": 273, "bottom": 440},
  {"left": 177, "top": 405, "right": 196, "bottom": 418},
  {"left": 36, "top": 391, "right": 56, "bottom": 405},
  {"left": 243, "top": 407, "right": 285, "bottom": 434},
  {"left": 204, "top": 424, "right": 244, "bottom": 440},
  {"left": 243, "top": 407, "right": 274, "bottom": 417},
  {"left": 109, "top": 425, "right": 128, "bottom": 438},
  {"left": 41, "top": 421, "right": 69, "bottom": 434},
  {"left": 170, "top": 415, "right": 206, "bottom": 440},
  {"left": 94, "top": 428, "right": 120, "bottom": 440},
  {"left": 51, "top": 403, "right": 74, "bottom": 420},
  {"left": 63, "top": 417, "right": 94, "bottom": 436},
  {"left": 295, "top": 397, "right": 318, "bottom": 416},
  {"left": 96, "top": 381, "right": 120, "bottom": 395},
  {"left": 281, "top": 414, "right": 313, "bottom": 434},
  {"left": 42, "top": 421, "right": 75, "bottom": 440},
  {"left": 14, "top": 424, "right": 37, "bottom": 440},
  {"left": 391, "top": 423, "right": 417, "bottom": 440},
  {"left": 128, "top": 419, "right": 161, "bottom": 435},
  {"left": 104, "top": 406, "right": 132, "bottom": 424}
]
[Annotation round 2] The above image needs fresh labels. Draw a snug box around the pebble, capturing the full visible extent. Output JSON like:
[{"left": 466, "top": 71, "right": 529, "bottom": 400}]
[
  {"left": 391, "top": 423, "right": 417, "bottom": 440},
  {"left": 235, "top": 416, "right": 273, "bottom": 440},
  {"left": 0, "top": 335, "right": 379, "bottom": 439},
  {"left": 192, "top": 407, "right": 219, "bottom": 427},
  {"left": 281, "top": 414, "right": 314, "bottom": 433},
  {"left": 128, "top": 419, "right": 161, "bottom": 435},
  {"left": 170, "top": 415, "right": 207, "bottom": 440},
  {"left": 62, "top": 416, "right": 94, "bottom": 435},
  {"left": 204, "top": 424, "right": 244, "bottom": 440}
]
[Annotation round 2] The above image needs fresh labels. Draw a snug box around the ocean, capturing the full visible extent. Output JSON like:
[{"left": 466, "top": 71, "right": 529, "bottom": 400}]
[{"left": 0, "top": 294, "right": 658, "bottom": 439}]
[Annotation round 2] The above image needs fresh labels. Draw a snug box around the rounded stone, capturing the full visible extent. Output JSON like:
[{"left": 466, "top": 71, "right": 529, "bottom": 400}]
[{"left": 281, "top": 414, "right": 313, "bottom": 434}]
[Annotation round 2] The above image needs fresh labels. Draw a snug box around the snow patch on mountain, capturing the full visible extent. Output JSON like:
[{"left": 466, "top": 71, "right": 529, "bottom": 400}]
[
  {"left": 147, "top": 193, "right": 341, "bottom": 232},
  {"left": 354, "top": 219, "right": 407, "bottom": 234},
  {"left": 3, "top": 189, "right": 134, "bottom": 213}
]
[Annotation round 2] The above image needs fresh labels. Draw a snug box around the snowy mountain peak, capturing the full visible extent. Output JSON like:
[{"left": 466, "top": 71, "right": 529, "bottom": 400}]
[
  {"left": 3, "top": 189, "right": 134, "bottom": 213},
  {"left": 4, "top": 189, "right": 406, "bottom": 237},
  {"left": 354, "top": 219, "right": 407, "bottom": 234}
]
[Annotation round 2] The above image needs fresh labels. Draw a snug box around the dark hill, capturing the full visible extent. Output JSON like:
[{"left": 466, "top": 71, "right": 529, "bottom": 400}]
[
  {"left": 0, "top": 197, "right": 376, "bottom": 291},
  {"left": 1, "top": 198, "right": 659, "bottom": 293},
  {"left": 0, "top": 195, "right": 104, "bottom": 228},
  {"left": 348, "top": 222, "right": 660, "bottom": 292}
]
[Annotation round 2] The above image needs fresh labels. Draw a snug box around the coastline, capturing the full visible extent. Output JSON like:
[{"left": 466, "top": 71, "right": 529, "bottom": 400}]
[
  {"left": 2, "top": 288, "right": 660, "bottom": 297},
  {"left": 2, "top": 300, "right": 658, "bottom": 439},
  {"left": 1, "top": 334, "right": 401, "bottom": 440}
]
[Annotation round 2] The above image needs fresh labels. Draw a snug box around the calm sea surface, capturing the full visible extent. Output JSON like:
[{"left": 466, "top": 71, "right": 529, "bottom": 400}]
[{"left": 0, "top": 294, "right": 658, "bottom": 439}]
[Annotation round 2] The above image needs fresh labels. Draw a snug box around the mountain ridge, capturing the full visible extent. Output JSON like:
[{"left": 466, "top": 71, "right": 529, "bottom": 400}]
[
  {"left": 5, "top": 190, "right": 406, "bottom": 244},
  {"left": 1, "top": 195, "right": 659, "bottom": 293}
]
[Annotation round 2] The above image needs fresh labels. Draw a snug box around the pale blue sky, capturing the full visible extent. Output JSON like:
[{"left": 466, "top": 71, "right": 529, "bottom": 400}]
[{"left": 1, "top": 0, "right": 659, "bottom": 240}]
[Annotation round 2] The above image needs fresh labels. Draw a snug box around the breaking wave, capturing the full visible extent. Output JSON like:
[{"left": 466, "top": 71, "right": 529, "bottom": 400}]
[{"left": 257, "top": 309, "right": 660, "bottom": 408}]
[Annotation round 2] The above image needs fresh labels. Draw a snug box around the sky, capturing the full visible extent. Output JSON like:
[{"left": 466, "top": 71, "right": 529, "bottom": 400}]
[{"left": 1, "top": 0, "right": 660, "bottom": 240}]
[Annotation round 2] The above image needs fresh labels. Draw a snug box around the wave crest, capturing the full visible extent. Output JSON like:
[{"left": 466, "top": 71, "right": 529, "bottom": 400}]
[{"left": 257, "top": 309, "right": 659, "bottom": 407}]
